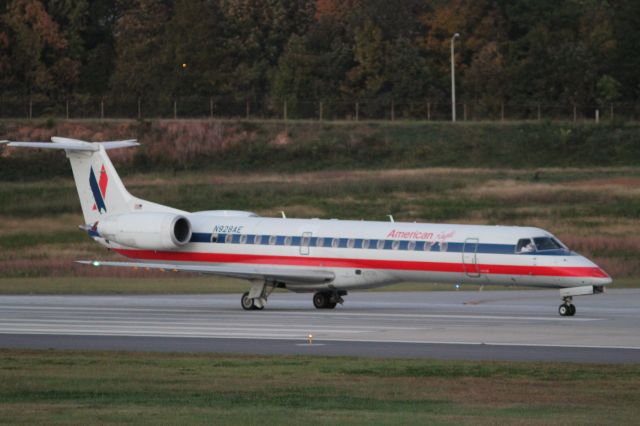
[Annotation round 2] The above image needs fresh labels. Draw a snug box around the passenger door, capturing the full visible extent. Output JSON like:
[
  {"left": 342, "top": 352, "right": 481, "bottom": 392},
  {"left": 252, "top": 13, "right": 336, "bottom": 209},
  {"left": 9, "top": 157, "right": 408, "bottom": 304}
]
[
  {"left": 462, "top": 238, "right": 480, "bottom": 278},
  {"left": 300, "top": 232, "right": 312, "bottom": 255}
]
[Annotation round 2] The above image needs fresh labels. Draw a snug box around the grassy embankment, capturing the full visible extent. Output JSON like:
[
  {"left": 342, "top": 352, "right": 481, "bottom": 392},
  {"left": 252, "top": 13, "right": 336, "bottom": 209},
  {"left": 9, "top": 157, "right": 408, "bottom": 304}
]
[
  {"left": 1, "top": 349, "right": 639, "bottom": 424},
  {"left": 1, "top": 120, "right": 639, "bottom": 292}
]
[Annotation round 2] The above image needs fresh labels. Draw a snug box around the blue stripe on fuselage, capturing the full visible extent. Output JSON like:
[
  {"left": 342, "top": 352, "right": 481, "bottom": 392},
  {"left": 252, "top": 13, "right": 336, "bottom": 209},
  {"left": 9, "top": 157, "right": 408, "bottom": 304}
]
[{"left": 188, "top": 232, "right": 574, "bottom": 256}]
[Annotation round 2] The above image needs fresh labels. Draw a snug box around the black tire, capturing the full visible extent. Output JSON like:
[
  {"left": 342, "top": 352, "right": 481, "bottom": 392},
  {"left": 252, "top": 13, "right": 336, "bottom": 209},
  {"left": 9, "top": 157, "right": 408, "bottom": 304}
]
[
  {"left": 558, "top": 304, "right": 569, "bottom": 316},
  {"left": 326, "top": 301, "right": 337, "bottom": 309},
  {"left": 241, "top": 292, "right": 254, "bottom": 311},
  {"left": 569, "top": 304, "right": 576, "bottom": 316},
  {"left": 313, "top": 292, "right": 328, "bottom": 309}
]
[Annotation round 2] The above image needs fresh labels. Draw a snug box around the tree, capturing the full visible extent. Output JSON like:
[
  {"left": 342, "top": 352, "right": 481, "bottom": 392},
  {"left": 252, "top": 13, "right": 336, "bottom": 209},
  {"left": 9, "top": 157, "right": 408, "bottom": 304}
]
[
  {"left": 110, "top": 0, "right": 171, "bottom": 98},
  {"left": 2, "top": 0, "right": 80, "bottom": 96}
]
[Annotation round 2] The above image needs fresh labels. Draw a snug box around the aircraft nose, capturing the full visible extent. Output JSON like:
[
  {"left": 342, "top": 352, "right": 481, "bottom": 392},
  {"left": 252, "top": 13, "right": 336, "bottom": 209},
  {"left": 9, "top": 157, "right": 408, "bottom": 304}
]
[{"left": 581, "top": 256, "right": 612, "bottom": 285}]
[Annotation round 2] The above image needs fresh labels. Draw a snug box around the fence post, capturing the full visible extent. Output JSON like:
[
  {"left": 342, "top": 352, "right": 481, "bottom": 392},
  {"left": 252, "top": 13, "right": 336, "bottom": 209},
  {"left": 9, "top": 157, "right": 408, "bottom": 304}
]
[
  {"left": 209, "top": 97, "right": 213, "bottom": 119},
  {"left": 355, "top": 102, "right": 359, "bottom": 121},
  {"left": 29, "top": 97, "right": 33, "bottom": 120},
  {"left": 573, "top": 104, "right": 577, "bottom": 122},
  {"left": 66, "top": 99, "right": 69, "bottom": 119},
  {"left": 390, "top": 100, "right": 395, "bottom": 121},
  {"left": 595, "top": 109, "right": 599, "bottom": 123},
  {"left": 246, "top": 101, "right": 250, "bottom": 119},
  {"left": 427, "top": 102, "right": 431, "bottom": 121},
  {"left": 319, "top": 101, "right": 323, "bottom": 121},
  {"left": 100, "top": 98, "right": 104, "bottom": 120},
  {"left": 501, "top": 102, "right": 504, "bottom": 121},
  {"left": 537, "top": 103, "right": 541, "bottom": 121},
  {"left": 137, "top": 97, "right": 141, "bottom": 119},
  {"left": 283, "top": 101, "right": 287, "bottom": 121},
  {"left": 463, "top": 103, "right": 467, "bottom": 121},
  {"left": 173, "top": 99, "right": 177, "bottom": 119}
]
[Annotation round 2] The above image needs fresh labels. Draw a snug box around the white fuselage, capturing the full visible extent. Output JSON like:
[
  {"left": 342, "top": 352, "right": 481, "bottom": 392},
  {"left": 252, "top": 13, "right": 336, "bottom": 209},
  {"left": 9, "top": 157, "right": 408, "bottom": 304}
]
[{"left": 104, "top": 212, "right": 611, "bottom": 293}]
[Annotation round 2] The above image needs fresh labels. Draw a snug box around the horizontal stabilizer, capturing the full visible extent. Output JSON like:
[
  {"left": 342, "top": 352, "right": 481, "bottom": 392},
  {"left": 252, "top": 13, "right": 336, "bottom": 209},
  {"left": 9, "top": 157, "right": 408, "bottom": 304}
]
[
  {"left": 7, "top": 136, "right": 138, "bottom": 151},
  {"left": 77, "top": 260, "right": 335, "bottom": 284}
]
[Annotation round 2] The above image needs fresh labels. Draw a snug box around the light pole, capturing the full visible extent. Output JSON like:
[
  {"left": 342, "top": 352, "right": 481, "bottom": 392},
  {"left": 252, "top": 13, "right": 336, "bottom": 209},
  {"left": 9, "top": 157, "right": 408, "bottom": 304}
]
[{"left": 451, "top": 33, "right": 460, "bottom": 122}]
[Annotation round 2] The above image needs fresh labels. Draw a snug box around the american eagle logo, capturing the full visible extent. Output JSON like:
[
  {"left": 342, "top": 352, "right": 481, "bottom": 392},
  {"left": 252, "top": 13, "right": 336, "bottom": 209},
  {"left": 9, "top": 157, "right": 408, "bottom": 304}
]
[{"left": 89, "top": 165, "right": 108, "bottom": 213}]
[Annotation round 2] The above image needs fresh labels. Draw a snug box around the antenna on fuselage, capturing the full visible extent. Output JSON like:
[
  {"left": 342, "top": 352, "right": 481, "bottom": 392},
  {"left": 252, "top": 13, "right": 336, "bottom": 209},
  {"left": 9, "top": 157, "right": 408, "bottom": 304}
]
[
  {"left": 387, "top": 215, "right": 394, "bottom": 222},
  {"left": 280, "top": 211, "right": 287, "bottom": 219}
]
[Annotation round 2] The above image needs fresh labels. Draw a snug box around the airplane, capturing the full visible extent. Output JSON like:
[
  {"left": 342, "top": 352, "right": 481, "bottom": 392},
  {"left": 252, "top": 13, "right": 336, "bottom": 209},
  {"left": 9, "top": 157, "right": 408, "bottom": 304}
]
[{"left": 4, "top": 137, "right": 611, "bottom": 316}]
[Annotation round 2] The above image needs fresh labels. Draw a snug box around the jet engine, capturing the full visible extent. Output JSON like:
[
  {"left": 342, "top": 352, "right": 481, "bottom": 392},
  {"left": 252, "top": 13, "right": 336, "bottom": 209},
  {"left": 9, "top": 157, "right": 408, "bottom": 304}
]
[{"left": 97, "top": 212, "right": 192, "bottom": 250}]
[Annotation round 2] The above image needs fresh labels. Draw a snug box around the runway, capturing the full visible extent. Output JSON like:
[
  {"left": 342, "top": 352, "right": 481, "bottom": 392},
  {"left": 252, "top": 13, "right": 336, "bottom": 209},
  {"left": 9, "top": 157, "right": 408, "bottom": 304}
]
[{"left": 1, "top": 289, "right": 639, "bottom": 363}]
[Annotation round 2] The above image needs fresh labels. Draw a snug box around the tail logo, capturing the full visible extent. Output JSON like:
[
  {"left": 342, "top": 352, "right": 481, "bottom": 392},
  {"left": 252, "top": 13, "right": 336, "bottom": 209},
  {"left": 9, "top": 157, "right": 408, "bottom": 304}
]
[{"left": 89, "top": 165, "right": 108, "bottom": 213}]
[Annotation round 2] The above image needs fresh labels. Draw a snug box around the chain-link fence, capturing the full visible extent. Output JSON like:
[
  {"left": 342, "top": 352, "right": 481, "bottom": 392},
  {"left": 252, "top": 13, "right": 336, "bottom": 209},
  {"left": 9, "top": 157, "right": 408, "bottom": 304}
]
[{"left": 1, "top": 95, "right": 639, "bottom": 122}]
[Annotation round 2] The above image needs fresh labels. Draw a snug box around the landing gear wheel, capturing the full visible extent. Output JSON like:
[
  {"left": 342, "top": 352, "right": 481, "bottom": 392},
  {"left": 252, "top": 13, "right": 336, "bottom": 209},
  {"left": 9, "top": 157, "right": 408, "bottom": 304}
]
[
  {"left": 313, "top": 292, "right": 329, "bottom": 309},
  {"left": 568, "top": 304, "right": 576, "bottom": 316},
  {"left": 326, "top": 301, "right": 337, "bottom": 309},
  {"left": 241, "top": 292, "right": 254, "bottom": 311},
  {"left": 558, "top": 304, "right": 569, "bottom": 316}
]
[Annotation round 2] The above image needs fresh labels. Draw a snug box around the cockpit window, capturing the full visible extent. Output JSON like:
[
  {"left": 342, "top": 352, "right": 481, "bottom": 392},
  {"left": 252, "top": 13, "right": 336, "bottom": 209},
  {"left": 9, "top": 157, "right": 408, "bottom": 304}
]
[
  {"left": 516, "top": 238, "right": 535, "bottom": 253},
  {"left": 533, "top": 237, "right": 564, "bottom": 251}
]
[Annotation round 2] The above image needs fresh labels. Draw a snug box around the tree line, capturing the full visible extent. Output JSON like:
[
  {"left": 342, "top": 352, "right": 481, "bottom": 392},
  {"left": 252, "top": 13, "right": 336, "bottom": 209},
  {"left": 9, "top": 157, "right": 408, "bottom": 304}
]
[{"left": 1, "top": 0, "right": 638, "bottom": 117}]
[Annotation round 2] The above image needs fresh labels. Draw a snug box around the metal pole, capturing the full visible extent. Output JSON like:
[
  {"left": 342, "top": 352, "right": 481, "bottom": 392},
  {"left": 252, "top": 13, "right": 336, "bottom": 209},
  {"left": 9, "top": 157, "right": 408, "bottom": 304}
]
[
  {"left": 210, "top": 97, "right": 213, "bottom": 119},
  {"left": 283, "top": 101, "right": 287, "bottom": 121},
  {"left": 391, "top": 100, "right": 395, "bottom": 121},
  {"left": 319, "top": 101, "right": 323, "bottom": 121},
  {"left": 463, "top": 102, "right": 467, "bottom": 121},
  {"left": 66, "top": 99, "right": 69, "bottom": 119},
  {"left": 610, "top": 103, "right": 614, "bottom": 121},
  {"left": 427, "top": 102, "right": 431, "bottom": 121},
  {"left": 355, "top": 102, "right": 359, "bottom": 121},
  {"left": 29, "top": 97, "right": 33, "bottom": 120},
  {"left": 173, "top": 99, "right": 177, "bottom": 119},
  {"left": 137, "top": 97, "right": 141, "bottom": 119},
  {"left": 537, "top": 103, "right": 541, "bottom": 121},
  {"left": 573, "top": 104, "right": 577, "bottom": 122},
  {"left": 595, "top": 109, "right": 599, "bottom": 123},
  {"left": 101, "top": 98, "right": 104, "bottom": 120},
  {"left": 450, "top": 33, "right": 460, "bottom": 122},
  {"left": 246, "top": 101, "right": 250, "bottom": 119},
  {"left": 501, "top": 102, "right": 504, "bottom": 121}
]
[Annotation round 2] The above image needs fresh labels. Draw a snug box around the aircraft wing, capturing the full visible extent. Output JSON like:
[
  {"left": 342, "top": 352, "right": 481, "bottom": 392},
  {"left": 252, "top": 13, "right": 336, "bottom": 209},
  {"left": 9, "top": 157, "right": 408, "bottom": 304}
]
[{"left": 77, "top": 260, "right": 335, "bottom": 284}]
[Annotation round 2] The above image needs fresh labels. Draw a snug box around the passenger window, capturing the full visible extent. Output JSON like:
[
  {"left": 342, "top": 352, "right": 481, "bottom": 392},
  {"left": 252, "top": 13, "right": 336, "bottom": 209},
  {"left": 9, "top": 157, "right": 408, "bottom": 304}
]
[
  {"left": 376, "top": 239, "right": 385, "bottom": 250},
  {"left": 347, "top": 239, "right": 355, "bottom": 248},
  {"left": 211, "top": 233, "right": 218, "bottom": 243},
  {"left": 362, "top": 239, "right": 370, "bottom": 249},
  {"left": 301, "top": 236, "right": 310, "bottom": 246},
  {"left": 284, "top": 236, "right": 292, "bottom": 246},
  {"left": 407, "top": 241, "right": 416, "bottom": 251},
  {"left": 439, "top": 242, "right": 448, "bottom": 252},
  {"left": 331, "top": 238, "right": 339, "bottom": 248},
  {"left": 392, "top": 240, "right": 400, "bottom": 250},
  {"left": 516, "top": 238, "right": 535, "bottom": 253},
  {"left": 254, "top": 235, "right": 262, "bottom": 245},
  {"left": 316, "top": 237, "right": 324, "bottom": 247},
  {"left": 239, "top": 235, "right": 247, "bottom": 244},
  {"left": 225, "top": 234, "right": 233, "bottom": 243},
  {"left": 268, "top": 235, "right": 277, "bottom": 245},
  {"left": 423, "top": 241, "right": 432, "bottom": 251}
]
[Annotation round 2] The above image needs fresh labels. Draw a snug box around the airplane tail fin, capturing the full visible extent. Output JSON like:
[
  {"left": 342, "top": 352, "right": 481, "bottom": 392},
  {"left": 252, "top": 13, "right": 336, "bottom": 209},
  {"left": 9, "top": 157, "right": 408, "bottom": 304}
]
[{"left": 7, "top": 137, "right": 182, "bottom": 224}]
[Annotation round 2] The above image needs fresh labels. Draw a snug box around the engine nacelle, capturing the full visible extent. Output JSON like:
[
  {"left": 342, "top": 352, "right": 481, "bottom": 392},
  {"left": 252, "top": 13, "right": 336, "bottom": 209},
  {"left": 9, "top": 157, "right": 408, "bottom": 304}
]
[{"left": 97, "top": 212, "right": 192, "bottom": 250}]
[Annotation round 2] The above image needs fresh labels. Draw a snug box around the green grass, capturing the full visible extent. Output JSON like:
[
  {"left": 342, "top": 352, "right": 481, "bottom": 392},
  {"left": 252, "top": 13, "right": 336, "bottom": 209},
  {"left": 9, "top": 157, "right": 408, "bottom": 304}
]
[{"left": 0, "top": 349, "right": 638, "bottom": 424}]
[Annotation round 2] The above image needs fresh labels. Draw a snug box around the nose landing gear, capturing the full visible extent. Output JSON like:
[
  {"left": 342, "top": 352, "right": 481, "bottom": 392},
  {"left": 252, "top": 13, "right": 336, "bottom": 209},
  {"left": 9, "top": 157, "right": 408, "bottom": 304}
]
[{"left": 558, "top": 296, "right": 576, "bottom": 317}]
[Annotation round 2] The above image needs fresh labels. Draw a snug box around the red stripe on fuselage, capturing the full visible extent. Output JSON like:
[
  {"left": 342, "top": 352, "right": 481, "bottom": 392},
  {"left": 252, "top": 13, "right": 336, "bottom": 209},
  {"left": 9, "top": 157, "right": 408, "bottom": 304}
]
[{"left": 113, "top": 249, "right": 609, "bottom": 279}]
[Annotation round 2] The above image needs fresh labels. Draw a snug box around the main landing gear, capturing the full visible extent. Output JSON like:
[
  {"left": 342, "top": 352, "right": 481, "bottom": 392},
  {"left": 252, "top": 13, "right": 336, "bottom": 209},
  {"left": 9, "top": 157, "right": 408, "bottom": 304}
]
[
  {"left": 312, "top": 291, "right": 346, "bottom": 309},
  {"left": 241, "top": 279, "right": 276, "bottom": 311},
  {"left": 558, "top": 296, "right": 576, "bottom": 317}
]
